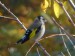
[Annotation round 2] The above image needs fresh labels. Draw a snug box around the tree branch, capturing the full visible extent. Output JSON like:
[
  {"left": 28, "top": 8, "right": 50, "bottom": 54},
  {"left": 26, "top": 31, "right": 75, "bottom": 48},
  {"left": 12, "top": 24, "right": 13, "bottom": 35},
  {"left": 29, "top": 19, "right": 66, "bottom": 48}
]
[
  {"left": 25, "top": 42, "right": 36, "bottom": 56},
  {"left": 36, "top": 48, "right": 41, "bottom": 56},
  {"left": 41, "top": 12, "right": 75, "bottom": 48},
  {"left": 45, "top": 34, "right": 75, "bottom": 39},
  {"left": 68, "top": 0, "right": 75, "bottom": 10},
  {"left": 39, "top": 33, "right": 75, "bottom": 42},
  {"left": 59, "top": 29, "right": 71, "bottom": 56},
  {"left": 0, "top": 1, "right": 27, "bottom": 30},
  {"left": 36, "top": 42, "right": 51, "bottom": 56},
  {"left": 61, "top": 52, "right": 65, "bottom": 56},
  {"left": 51, "top": 17, "right": 75, "bottom": 48},
  {"left": 55, "top": 0, "right": 75, "bottom": 28},
  {"left": 0, "top": 16, "right": 17, "bottom": 21}
]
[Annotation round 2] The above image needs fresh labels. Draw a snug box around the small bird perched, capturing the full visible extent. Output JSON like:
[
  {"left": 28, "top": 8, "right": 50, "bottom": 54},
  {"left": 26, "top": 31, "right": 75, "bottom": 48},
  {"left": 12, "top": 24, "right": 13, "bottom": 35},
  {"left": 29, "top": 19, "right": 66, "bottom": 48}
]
[{"left": 16, "top": 16, "right": 46, "bottom": 44}]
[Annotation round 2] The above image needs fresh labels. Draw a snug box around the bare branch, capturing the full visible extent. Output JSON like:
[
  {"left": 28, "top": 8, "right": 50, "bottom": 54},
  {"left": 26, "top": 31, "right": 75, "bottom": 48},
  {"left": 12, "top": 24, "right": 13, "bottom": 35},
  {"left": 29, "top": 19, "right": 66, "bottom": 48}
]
[
  {"left": 39, "top": 34, "right": 75, "bottom": 42},
  {"left": 0, "top": 16, "right": 17, "bottom": 21},
  {"left": 60, "top": 29, "right": 71, "bottom": 56},
  {"left": 68, "top": 0, "right": 75, "bottom": 10},
  {"left": 25, "top": 42, "right": 36, "bottom": 56},
  {"left": 61, "top": 52, "right": 65, "bottom": 56},
  {"left": 55, "top": 0, "right": 75, "bottom": 28},
  {"left": 51, "top": 17, "right": 75, "bottom": 48},
  {"left": 36, "top": 42, "right": 51, "bottom": 56},
  {"left": 0, "top": 1, "right": 27, "bottom": 30},
  {"left": 45, "top": 34, "right": 75, "bottom": 39},
  {"left": 36, "top": 48, "right": 41, "bottom": 56},
  {"left": 25, "top": 41, "right": 51, "bottom": 56},
  {"left": 41, "top": 13, "right": 75, "bottom": 47}
]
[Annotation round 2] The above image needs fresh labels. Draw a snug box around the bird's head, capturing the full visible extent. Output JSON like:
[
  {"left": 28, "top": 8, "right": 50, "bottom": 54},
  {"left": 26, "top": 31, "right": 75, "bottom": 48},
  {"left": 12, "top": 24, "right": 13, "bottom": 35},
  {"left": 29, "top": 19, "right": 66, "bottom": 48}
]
[{"left": 37, "top": 16, "right": 47, "bottom": 23}]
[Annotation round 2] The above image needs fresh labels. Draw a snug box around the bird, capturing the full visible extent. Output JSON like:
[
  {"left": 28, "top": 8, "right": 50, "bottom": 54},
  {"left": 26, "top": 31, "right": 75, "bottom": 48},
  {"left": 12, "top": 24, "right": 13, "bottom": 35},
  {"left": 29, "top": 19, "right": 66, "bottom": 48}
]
[{"left": 16, "top": 16, "right": 46, "bottom": 44}]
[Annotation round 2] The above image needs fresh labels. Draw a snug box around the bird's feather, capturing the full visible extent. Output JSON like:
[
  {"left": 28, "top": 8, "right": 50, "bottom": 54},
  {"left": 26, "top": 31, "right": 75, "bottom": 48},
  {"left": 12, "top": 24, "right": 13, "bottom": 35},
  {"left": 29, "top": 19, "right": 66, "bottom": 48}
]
[
  {"left": 16, "top": 29, "right": 32, "bottom": 44},
  {"left": 29, "top": 26, "right": 41, "bottom": 38},
  {"left": 16, "top": 16, "right": 45, "bottom": 44},
  {"left": 29, "top": 19, "right": 41, "bottom": 30}
]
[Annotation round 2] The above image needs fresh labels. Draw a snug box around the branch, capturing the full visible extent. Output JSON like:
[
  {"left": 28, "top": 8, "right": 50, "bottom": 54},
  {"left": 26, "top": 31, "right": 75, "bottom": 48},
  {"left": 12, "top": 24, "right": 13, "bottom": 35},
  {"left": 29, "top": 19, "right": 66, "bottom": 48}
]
[
  {"left": 0, "top": 1, "right": 27, "bottom": 30},
  {"left": 41, "top": 12, "right": 75, "bottom": 48},
  {"left": 25, "top": 42, "right": 51, "bottom": 56},
  {"left": 51, "top": 17, "right": 75, "bottom": 48},
  {"left": 61, "top": 52, "right": 65, "bottom": 56},
  {"left": 46, "top": 34, "right": 75, "bottom": 39},
  {"left": 59, "top": 29, "right": 71, "bottom": 56},
  {"left": 68, "top": 0, "right": 75, "bottom": 10},
  {"left": 25, "top": 42, "right": 36, "bottom": 56},
  {"left": 55, "top": 0, "right": 75, "bottom": 28},
  {"left": 39, "top": 34, "right": 75, "bottom": 42},
  {"left": 36, "top": 42, "right": 51, "bottom": 56},
  {"left": 0, "top": 16, "right": 17, "bottom": 21},
  {"left": 36, "top": 48, "right": 41, "bottom": 56}
]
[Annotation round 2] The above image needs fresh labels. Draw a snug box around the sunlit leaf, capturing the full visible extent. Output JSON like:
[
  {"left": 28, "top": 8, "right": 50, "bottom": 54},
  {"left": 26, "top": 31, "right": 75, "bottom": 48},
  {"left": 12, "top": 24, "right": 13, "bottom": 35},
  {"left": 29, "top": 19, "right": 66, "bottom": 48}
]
[
  {"left": 41, "top": 0, "right": 49, "bottom": 13},
  {"left": 47, "top": 0, "right": 51, "bottom": 7},
  {"left": 53, "top": 1, "right": 60, "bottom": 18},
  {"left": 63, "top": 1, "right": 68, "bottom": 10}
]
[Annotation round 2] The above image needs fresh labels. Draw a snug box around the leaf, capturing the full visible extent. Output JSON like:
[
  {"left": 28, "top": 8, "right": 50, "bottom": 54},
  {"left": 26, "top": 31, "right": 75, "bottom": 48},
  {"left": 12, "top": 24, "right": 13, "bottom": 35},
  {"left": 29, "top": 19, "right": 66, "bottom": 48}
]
[
  {"left": 53, "top": 1, "right": 60, "bottom": 18},
  {"left": 41, "top": 0, "right": 49, "bottom": 13},
  {"left": 63, "top": 1, "right": 68, "bottom": 10},
  {"left": 47, "top": 0, "right": 51, "bottom": 7}
]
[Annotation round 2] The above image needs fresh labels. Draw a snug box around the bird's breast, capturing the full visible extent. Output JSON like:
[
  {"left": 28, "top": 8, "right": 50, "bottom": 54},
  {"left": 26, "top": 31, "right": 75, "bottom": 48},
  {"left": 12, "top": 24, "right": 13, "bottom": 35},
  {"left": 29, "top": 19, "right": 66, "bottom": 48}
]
[{"left": 35, "top": 24, "right": 45, "bottom": 41}]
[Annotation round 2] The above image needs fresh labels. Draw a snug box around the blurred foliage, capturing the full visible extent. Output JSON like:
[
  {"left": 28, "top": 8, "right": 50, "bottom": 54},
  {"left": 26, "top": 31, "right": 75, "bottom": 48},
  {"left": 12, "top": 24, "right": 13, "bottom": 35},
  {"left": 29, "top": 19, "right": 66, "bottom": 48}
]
[{"left": 0, "top": 0, "right": 75, "bottom": 56}]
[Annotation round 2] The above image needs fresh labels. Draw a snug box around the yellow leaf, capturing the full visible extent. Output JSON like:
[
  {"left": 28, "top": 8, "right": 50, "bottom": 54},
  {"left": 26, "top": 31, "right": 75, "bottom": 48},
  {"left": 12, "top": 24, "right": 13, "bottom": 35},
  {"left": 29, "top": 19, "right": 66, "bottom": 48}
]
[
  {"left": 41, "top": 0, "right": 49, "bottom": 13},
  {"left": 63, "top": 1, "right": 68, "bottom": 10},
  {"left": 47, "top": 0, "right": 51, "bottom": 7},
  {"left": 53, "top": 1, "right": 60, "bottom": 18}
]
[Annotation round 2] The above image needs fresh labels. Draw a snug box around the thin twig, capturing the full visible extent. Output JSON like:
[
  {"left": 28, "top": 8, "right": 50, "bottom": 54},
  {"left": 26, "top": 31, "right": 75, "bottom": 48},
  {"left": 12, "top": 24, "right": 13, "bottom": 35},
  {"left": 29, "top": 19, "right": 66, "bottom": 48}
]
[
  {"left": 60, "top": 29, "right": 71, "bottom": 56},
  {"left": 41, "top": 13, "right": 75, "bottom": 48},
  {"left": 46, "top": 34, "right": 75, "bottom": 39},
  {"left": 25, "top": 42, "right": 36, "bottom": 56},
  {"left": 0, "top": 16, "right": 17, "bottom": 21},
  {"left": 51, "top": 17, "right": 75, "bottom": 49},
  {"left": 61, "top": 52, "right": 65, "bottom": 56},
  {"left": 0, "top": 1, "right": 27, "bottom": 30},
  {"left": 55, "top": 0, "right": 75, "bottom": 28},
  {"left": 68, "top": 0, "right": 75, "bottom": 10},
  {"left": 37, "top": 48, "right": 41, "bottom": 56},
  {"left": 39, "top": 34, "right": 75, "bottom": 41},
  {"left": 25, "top": 41, "right": 51, "bottom": 56},
  {"left": 36, "top": 42, "right": 51, "bottom": 56}
]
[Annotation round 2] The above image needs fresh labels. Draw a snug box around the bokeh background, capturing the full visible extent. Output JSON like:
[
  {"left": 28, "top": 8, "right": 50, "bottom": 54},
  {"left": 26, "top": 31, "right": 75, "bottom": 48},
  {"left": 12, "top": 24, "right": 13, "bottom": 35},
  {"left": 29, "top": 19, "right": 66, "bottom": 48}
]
[{"left": 0, "top": 0, "right": 75, "bottom": 56}]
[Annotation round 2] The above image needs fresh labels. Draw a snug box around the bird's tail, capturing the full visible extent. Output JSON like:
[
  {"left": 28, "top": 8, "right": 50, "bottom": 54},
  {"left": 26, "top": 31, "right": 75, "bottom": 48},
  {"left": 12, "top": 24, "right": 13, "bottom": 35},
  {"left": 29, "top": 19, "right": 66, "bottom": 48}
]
[{"left": 16, "top": 39, "right": 22, "bottom": 44}]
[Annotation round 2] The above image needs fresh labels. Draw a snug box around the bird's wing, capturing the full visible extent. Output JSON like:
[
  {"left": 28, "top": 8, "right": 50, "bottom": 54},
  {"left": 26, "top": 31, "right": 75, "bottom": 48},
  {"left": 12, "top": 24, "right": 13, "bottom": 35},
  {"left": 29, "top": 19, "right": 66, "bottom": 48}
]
[
  {"left": 29, "top": 19, "right": 41, "bottom": 30},
  {"left": 29, "top": 25, "right": 41, "bottom": 38},
  {"left": 16, "top": 25, "right": 41, "bottom": 44},
  {"left": 16, "top": 19, "right": 41, "bottom": 44},
  {"left": 16, "top": 29, "right": 32, "bottom": 44}
]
